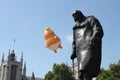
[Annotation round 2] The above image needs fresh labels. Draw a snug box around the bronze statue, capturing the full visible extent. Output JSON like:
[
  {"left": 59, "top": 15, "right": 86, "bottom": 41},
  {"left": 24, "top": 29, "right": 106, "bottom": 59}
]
[{"left": 70, "top": 10, "right": 104, "bottom": 80}]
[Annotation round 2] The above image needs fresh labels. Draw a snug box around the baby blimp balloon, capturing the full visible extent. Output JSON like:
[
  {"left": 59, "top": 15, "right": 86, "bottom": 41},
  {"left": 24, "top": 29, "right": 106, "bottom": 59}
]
[{"left": 44, "top": 27, "right": 62, "bottom": 53}]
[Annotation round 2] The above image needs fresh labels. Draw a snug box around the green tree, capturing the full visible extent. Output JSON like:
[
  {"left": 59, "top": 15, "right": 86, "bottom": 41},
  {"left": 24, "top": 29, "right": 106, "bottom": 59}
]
[
  {"left": 44, "top": 63, "right": 75, "bottom": 80},
  {"left": 96, "top": 60, "right": 120, "bottom": 80},
  {"left": 44, "top": 71, "right": 54, "bottom": 80}
]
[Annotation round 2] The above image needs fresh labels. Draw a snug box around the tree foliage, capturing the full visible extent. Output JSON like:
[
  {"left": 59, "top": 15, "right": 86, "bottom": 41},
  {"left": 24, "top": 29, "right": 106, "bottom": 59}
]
[
  {"left": 44, "top": 63, "right": 75, "bottom": 80},
  {"left": 96, "top": 60, "right": 120, "bottom": 80}
]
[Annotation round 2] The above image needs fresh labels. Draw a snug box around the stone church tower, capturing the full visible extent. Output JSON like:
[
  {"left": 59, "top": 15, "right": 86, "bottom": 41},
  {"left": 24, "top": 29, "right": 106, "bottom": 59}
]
[
  {"left": 0, "top": 50, "right": 26, "bottom": 80},
  {"left": 31, "top": 72, "right": 35, "bottom": 80}
]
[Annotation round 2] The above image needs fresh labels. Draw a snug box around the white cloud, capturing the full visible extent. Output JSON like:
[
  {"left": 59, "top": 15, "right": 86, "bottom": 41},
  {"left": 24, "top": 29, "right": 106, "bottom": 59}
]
[{"left": 66, "top": 34, "right": 73, "bottom": 42}]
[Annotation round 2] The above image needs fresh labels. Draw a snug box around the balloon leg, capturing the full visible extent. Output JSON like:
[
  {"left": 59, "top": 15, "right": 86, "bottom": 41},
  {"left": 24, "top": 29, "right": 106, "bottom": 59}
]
[
  {"left": 58, "top": 44, "right": 62, "bottom": 49},
  {"left": 54, "top": 50, "right": 57, "bottom": 53}
]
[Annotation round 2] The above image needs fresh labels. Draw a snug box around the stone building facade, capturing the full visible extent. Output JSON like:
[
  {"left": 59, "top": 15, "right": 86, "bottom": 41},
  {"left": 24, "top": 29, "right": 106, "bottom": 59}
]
[{"left": 0, "top": 50, "right": 44, "bottom": 80}]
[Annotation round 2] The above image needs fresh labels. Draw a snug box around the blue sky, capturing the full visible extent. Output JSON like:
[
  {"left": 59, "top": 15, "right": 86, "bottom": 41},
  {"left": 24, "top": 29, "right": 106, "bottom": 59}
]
[{"left": 0, "top": 0, "right": 120, "bottom": 78}]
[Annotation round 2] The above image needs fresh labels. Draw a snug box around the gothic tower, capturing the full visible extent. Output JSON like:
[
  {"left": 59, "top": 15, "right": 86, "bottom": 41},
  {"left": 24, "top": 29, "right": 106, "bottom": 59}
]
[
  {"left": 0, "top": 50, "right": 23, "bottom": 80},
  {"left": 31, "top": 72, "right": 35, "bottom": 80},
  {"left": 0, "top": 50, "right": 43, "bottom": 80},
  {"left": 22, "top": 62, "right": 27, "bottom": 80}
]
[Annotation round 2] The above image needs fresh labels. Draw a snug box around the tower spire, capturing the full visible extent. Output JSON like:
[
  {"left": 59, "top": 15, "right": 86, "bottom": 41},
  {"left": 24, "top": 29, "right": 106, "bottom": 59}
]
[
  {"left": 13, "top": 38, "right": 16, "bottom": 50},
  {"left": 23, "top": 62, "right": 26, "bottom": 77},
  {"left": 21, "top": 52, "right": 23, "bottom": 63},
  {"left": 2, "top": 53, "right": 4, "bottom": 62},
  {"left": 31, "top": 72, "right": 35, "bottom": 80},
  {"left": 7, "top": 49, "right": 10, "bottom": 61}
]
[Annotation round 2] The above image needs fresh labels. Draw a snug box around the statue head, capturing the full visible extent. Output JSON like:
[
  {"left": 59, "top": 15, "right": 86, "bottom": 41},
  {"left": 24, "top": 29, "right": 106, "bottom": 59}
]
[{"left": 72, "top": 10, "right": 85, "bottom": 22}]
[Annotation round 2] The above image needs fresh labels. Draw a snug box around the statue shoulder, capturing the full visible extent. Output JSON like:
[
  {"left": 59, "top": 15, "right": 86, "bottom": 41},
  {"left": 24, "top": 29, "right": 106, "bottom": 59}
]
[
  {"left": 87, "top": 15, "right": 100, "bottom": 24},
  {"left": 87, "top": 15, "right": 97, "bottom": 21}
]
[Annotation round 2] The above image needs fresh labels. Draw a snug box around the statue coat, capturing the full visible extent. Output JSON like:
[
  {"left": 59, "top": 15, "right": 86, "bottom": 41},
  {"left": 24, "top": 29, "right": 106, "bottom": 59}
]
[{"left": 73, "top": 16, "right": 104, "bottom": 77}]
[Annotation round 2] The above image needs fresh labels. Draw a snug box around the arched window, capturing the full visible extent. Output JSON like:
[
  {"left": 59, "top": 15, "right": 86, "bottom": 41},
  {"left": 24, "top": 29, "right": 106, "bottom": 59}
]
[{"left": 10, "top": 65, "right": 17, "bottom": 80}]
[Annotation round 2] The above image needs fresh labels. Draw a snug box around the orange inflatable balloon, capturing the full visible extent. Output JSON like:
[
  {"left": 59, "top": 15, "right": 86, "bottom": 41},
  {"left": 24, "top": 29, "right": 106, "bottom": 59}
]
[{"left": 44, "top": 27, "right": 62, "bottom": 53}]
